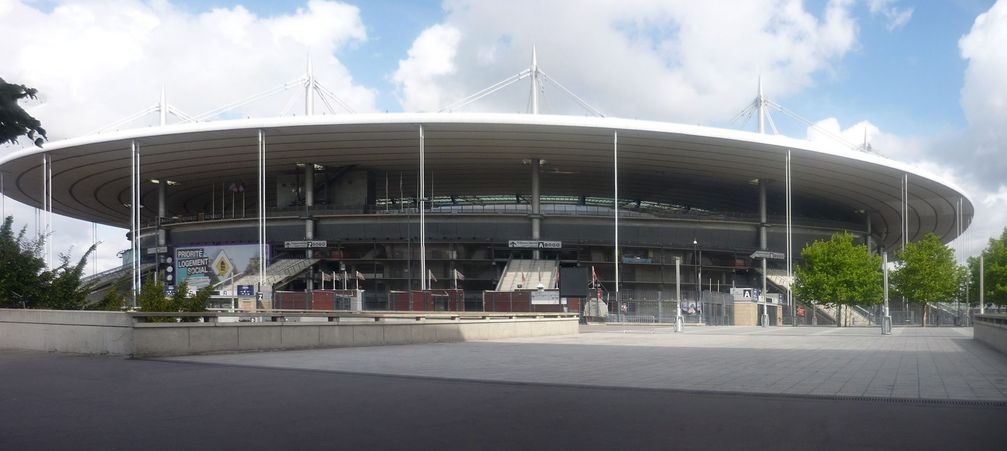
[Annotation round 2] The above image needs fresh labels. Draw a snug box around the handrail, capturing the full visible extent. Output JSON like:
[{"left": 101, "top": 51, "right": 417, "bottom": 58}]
[{"left": 128, "top": 310, "right": 579, "bottom": 323}]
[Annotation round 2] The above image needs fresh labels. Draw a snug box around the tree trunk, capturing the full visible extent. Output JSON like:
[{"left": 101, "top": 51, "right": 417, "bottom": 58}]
[
  {"left": 812, "top": 305, "right": 817, "bottom": 325},
  {"left": 922, "top": 303, "right": 928, "bottom": 327}
]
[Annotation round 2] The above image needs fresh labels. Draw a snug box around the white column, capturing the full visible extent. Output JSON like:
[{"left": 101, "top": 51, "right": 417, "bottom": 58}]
[
  {"left": 786, "top": 149, "right": 794, "bottom": 325},
  {"left": 258, "top": 130, "right": 266, "bottom": 300},
  {"left": 531, "top": 158, "right": 541, "bottom": 260},
  {"left": 613, "top": 130, "right": 619, "bottom": 311},
  {"left": 759, "top": 178, "right": 768, "bottom": 326},
  {"left": 419, "top": 125, "right": 427, "bottom": 290},
  {"left": 157, "top": 182, "right": 167, "bottom": 247},
  {"left": 980, "top": 255, "right": 985, "bottom": 315}
]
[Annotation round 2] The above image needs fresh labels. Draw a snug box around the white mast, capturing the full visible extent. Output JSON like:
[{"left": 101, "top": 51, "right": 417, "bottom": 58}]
[
  {"left": 531, "top": 46, "right": 540, "bottom": 115},
  {"left": 305, "top": 56, "right": 315, "bottom": 116},
  {"left": 757, "top": 76, "right": 765, "bottom": 134}
]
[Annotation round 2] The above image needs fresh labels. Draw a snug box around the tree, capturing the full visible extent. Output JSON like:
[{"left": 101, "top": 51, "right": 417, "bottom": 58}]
[
  {"left": 0, "top": 77, "right": 47, "bottom": 147},
  {"left": 892, "top": 233, "right": 965, "bottom": 326},
  {"left": 0, "top": 216, "right": 46, "bottom": 308},
  {"left": 136, "top": 279, "right": 212, "bottom": 322},
  {"left": 968, "top": 227, "right": 1007, "bottom": 307},
  {"left": 1, "top": 215, "right": 95, "bottom": 309},
  {"left": 793, "top": 232, "right": 883, "bottom": 326}
]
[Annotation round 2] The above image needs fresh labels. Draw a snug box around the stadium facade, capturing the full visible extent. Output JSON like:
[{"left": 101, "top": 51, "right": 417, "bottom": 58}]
[{"left": 0, "top": 78, "right": 973, "bottom": 323}]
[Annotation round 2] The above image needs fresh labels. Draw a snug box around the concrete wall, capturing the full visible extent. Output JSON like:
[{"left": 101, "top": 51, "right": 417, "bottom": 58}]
[
  {"left": 974, "top": 314, "right": 1007, "bottom": 355},
  {"left": 0, "top": 309, "right": 578, "bottom": 357},
  {"left": 0, "top": 310, "right": 133, "bottom": 354}
]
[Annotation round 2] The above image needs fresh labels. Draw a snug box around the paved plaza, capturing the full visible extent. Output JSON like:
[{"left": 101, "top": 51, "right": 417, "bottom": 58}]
[
  {"left": 3, "top": 326, "right": 1006, "bottom": 450},
  {"left": 169, "top": 325, "right": 1007, "bottom": 401}
]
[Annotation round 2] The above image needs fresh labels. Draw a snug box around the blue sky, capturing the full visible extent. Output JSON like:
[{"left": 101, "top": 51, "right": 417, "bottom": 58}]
[{"left": 158, "top": 0, "right": 994, "bottom": 137}]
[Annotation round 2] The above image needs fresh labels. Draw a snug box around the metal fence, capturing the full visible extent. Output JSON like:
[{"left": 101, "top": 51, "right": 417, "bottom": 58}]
[{"left": 601, "top": 290, "right": 734, "bottom": 325}]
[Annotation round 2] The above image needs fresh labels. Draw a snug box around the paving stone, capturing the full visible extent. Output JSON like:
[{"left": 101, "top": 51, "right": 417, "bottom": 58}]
[{"left": 166, "top": 325, "right": 1007, "bottom": 401}]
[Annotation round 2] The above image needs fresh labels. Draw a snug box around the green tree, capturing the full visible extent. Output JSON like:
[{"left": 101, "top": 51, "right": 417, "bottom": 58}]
[
  {"left": 2, "top": 215, "right": 95, "bottom": 309},
  {"left": 967, "top": 227, "right": 1007, "bottom": 307},
  {"left": 0, "top": 77, "right": 47, "bottom": 147},
  {"left": 137, "top": 278, "right": 211, "bottom": 322},
  {"left": 892, "top": 233, "right": 965, "bottom": 326},
  {"left": 793, "top": 232, "right": 883, "bottom": 326},
  {"left": 0, "top": 216, "right": 46, "bottom": 307}
]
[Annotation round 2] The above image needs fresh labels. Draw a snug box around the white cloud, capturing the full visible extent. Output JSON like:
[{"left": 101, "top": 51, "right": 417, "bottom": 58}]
[
  {"left": 392, "top": 0, "right": 859, "bottom": 122},
  {"left": 391, "top": 24, "right": 462, "bottom": 112},
  {"left": 0, "top": 0, "right": 377, "bottom": 270},
  {"left": 0, "top": 0, "right": 376, "bottom": 140},
  {"left": 867, "top": 0, "right": 914, "bottom": 31},
  {"left": 805, "top": 117, "right": 926, "bottom": 162}
]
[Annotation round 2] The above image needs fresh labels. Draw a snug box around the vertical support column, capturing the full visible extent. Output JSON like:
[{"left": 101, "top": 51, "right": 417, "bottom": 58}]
[
  {"left": 613, "top": 130, "right": 620, "bottom": 320},
  {"left": 865, "top": 212, "right": 873, "bottom": 254},
  {"left": 531, "top": 158, "right": 541, "bottom": 260},
  {"left": 130, "top": 141, "right": 140, "bottom": 307},
  {"left": 759, "top": 178, "right": 768, "bottom": 327},
  {"left": 304, "top": 163, "right": 314, "bottom": 291},
  {"left": 419, "top": 125, "right": 427, "bottom": 291},
  {"left": 675, "top": 257, "right": 683, "bottom": 332},
  {"left": 980, "top": 255, "right": 985, "bottom": 315},
  {"left": 258, "top": 130, "right": 266, "bottom": 308},
  {"left": 906, "top": 173, "right": 914, "bottom": 251},
  {"left": 157, "top": 182, "right": 167, "bottom": 247},
  {"left": 41, "top": 154, "right": 48, "bottom": 265},
  {"left": 786, "top": 149, "right": 794, "bottom": 326},
  {"left": 882, "top": 251, "right": 892, "bottom": 334}
]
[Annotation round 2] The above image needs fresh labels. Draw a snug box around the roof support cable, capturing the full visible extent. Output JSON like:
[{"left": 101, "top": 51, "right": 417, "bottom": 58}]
[
  {"left": 313, "top": 81, "right": 356, "bottom": 114},
  {"left": 540, "top": 72, "right": 605, "bottom": 117},
  {"left": 439, "top": 69, "right": 531, "bottom": 112}
]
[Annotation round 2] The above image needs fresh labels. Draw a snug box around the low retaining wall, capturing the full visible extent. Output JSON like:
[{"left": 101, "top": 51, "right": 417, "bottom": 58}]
[
  {"left": 0, "top": 309, "right": 579, "bottom": 357},
  {"left": 975, "top": 314, "right": 1007, "bottom": 355}
]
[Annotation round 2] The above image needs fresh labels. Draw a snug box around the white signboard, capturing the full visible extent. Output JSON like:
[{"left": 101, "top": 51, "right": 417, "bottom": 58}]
[
  {"left": 284, "top": 240, "right": 328, "bottom": 249},
  {"left": 508, "top": 240, "right": 562, "bottom": 249},
  {"left": 530, "top": 290, "right": 561, "bottom": 305}
]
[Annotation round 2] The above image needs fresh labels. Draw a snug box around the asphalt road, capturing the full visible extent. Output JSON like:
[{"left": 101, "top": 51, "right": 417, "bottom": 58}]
[{"left": 1, "top": 350, "right": 1004, "bottom": 451}]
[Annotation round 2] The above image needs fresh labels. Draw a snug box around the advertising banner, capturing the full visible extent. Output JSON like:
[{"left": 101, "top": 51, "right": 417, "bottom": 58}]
[{"left": 174, "top": 244, "right": 264, "bottom": 291}]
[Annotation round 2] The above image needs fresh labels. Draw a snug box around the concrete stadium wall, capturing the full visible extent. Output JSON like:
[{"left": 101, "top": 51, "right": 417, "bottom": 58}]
[
  {"left": 0, "top": 309, "right": 578, "bottom": 357},
  {"left": 974, "top": 314, "right": 1007, "bottom": 355},
  {"left": 0, "top": 309, "right": 133, "bottom": 355}
]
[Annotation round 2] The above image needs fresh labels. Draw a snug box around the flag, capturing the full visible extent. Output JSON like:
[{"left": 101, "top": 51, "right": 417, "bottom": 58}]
[
  {"left": 355, "top": 270, "right": 365, "bottom": 281},
  {"left": 454, "top": 269, "right": 465, "bottom": 281},
  {"left": 428, "top": 269, "right": 437, "bottom": 283}
]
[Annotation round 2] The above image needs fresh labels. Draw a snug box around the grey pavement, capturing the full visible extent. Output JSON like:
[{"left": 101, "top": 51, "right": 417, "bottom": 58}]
[
  {"left": 3, "top": 349, "right": 1005, "bottom": 450},
  {"left": 167, "top": 325, "right": 1007, "bottom": 401}
]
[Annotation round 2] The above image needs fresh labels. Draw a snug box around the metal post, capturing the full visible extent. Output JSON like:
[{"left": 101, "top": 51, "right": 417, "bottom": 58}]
[
  {"left": 130, "top": 141, "right": 140, "bottom": 307},
  {"left": 531, "top": 158, "right": 541, "bottom": 260},
  {"left": 258, "top": 130, "right": 266, "bottom": 310},
  {"left": 882, "top": 251, "right": 892, "bottom": 335},
  {"left": 786, "top": 149, "right": 795, "bottom": 326},
  {"left": 980, "top": 255, "right": 985, "bottom": 315},
  {"left": 759, "top": 178, "right": 768, "bottom": 327},
  {"left": 614, "top": 130, "right": 620, "bottom": 321},
  {"left": 675, "top": 257, "right": 683, "bottom": 332},
  {"left": 419, "top": 125, "right": 427, "bottom": 291}
]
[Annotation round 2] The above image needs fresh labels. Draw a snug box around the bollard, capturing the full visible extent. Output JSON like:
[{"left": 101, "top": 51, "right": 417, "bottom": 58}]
[{"left": 674, "top": 315, "right": 684, "bottom": 332}]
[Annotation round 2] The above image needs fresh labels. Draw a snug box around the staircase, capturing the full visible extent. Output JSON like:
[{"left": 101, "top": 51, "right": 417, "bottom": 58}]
[
  {"left": 232, "top": 258, "right": 319, "bottom": 292},
  {"left": 758, "top": 267, "right": 874, "bottom": 326},
  {"left": 495, "top": 259, "right": 559, "bottom": 291}
]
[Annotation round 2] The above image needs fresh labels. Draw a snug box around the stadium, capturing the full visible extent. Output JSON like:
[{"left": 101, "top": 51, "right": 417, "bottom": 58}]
[{"left": 0, "top": 64, "right": 973, "bottom": 326}]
